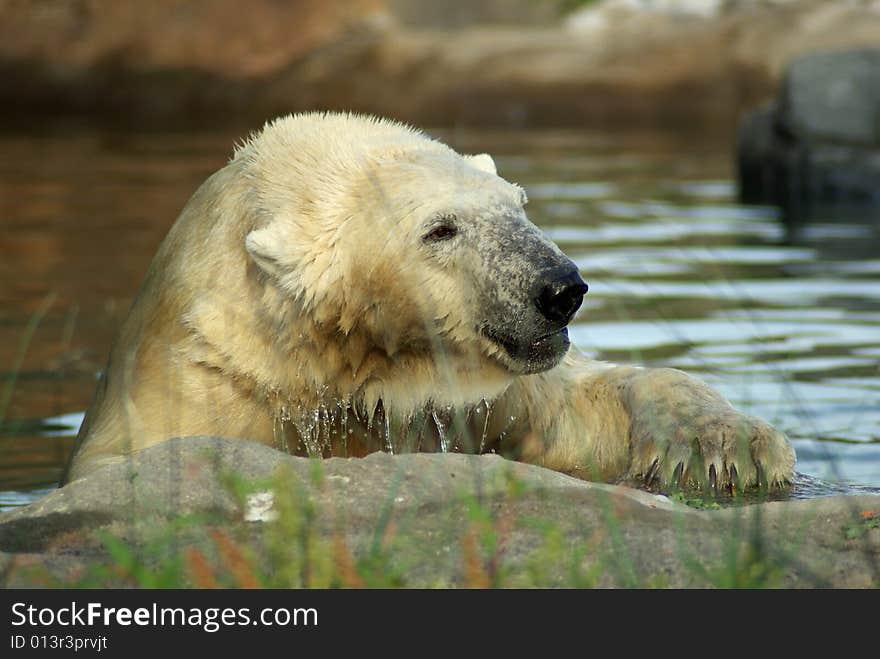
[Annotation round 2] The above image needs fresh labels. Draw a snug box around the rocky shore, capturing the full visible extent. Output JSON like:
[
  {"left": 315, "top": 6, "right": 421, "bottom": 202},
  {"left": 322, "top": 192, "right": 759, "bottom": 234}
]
[
  {"left": 2, "top": 1, "right": 879, "bottom": 129},
  {"left": 2, "top": 437, "right": 878, "bottom": 588}
]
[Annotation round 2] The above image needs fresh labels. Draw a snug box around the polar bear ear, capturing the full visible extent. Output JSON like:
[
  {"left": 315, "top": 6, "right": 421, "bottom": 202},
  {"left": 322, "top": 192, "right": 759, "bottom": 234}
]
[
  {"left": 467, "top": 153, "right": 497, "bottom": 175},
  {"left": 245, "top": 226, "right": 288, "bottom": 279}
]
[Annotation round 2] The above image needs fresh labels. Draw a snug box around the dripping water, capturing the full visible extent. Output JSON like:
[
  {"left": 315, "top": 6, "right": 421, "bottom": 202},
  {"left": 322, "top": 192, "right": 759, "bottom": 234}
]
[{"left": 431, "top": 409, "right": 449, "bottom": 453}]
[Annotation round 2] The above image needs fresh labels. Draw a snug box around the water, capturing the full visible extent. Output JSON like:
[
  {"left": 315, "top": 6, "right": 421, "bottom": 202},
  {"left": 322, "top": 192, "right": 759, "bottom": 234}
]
[{"left": 1, "top": 124, "right": 878, "bottom": 511}]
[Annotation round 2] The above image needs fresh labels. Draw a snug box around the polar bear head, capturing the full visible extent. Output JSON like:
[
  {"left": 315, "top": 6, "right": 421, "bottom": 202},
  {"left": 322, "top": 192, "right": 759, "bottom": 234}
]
[{"left": 237, "top": 113, "right": 587, "bottom": 412}]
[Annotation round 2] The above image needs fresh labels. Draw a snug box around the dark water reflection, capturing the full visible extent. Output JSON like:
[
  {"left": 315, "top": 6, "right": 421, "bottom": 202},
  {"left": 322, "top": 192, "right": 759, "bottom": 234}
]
[{"left": 1, "top": 123, "right": 878, "bottom": 510}]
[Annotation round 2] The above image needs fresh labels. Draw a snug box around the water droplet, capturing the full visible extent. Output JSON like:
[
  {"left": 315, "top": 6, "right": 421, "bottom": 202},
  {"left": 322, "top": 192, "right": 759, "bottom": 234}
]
[
  {"left": 384, "top": 411, "right": 393, "bottom": 454},
  {"left": 432, "top": 409, "right": 449, "bottom": 453}
]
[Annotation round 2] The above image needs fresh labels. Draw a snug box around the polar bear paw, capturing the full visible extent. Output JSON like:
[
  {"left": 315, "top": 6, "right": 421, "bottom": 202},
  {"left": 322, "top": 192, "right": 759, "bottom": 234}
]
[{"left": 624, "top": 369, "right": 796, "bottom": 492}]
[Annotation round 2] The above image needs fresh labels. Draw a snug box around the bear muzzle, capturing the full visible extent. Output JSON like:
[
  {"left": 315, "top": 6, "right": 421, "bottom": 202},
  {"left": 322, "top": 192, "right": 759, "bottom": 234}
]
[
  {"left": 481, "top": 265, "right": 587, "bottom": 374},
  {"left": 533, "top": 268, "right": 588, "bottom": 325}
]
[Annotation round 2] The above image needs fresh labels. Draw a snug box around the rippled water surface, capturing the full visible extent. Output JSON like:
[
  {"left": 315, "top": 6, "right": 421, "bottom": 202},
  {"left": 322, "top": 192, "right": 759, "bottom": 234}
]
[{"left": 1, "top": 125, "right": 878, "bottom": 511}]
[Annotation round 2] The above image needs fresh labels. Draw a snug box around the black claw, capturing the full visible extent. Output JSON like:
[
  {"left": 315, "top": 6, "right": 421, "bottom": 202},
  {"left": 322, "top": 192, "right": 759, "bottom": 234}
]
[
  {"left": 672, "top": 461, "right": 684, "bottom": 485},
  {"left": 645, "top": 458, "right": 660, "bottom": 485},
  {"left": 729, "top": 464, "right": 738, "bottom": 485},
  {"left": 709, "top": 464, "right": 717, "bottom": 491}
]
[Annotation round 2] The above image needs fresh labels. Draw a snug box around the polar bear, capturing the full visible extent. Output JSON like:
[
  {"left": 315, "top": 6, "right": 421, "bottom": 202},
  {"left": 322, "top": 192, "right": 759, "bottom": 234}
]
[{"left": 62, "top": 112, "right": 796, "bottom": 490}]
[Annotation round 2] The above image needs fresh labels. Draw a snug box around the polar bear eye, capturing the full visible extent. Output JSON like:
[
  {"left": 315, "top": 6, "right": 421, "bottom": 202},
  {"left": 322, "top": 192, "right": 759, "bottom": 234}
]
[{"left": 423, "top": 219, "right": 459, "bottom": 243}]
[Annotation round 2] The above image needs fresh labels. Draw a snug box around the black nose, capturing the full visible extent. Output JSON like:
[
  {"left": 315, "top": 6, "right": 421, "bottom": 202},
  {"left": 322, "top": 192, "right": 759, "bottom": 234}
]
[{"left": 534, "top": 270, "right": 588, "bottom": 324}]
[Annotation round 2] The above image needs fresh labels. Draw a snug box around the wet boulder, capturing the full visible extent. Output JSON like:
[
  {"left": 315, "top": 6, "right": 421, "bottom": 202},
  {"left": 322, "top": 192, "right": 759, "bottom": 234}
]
[
  {"left": 736, "top": 49, "right": 880, "bottom": 225},
  {"left": 1, "top": 437, "right": 879, "bottom": 587}
]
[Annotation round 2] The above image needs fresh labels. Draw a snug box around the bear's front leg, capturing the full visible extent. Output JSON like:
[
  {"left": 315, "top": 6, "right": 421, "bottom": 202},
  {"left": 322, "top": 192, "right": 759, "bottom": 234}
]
[
  {"left": 503, "top": 351, "right": 796, "bottom": 492},
  {"left": 619, "top": 367, "right": 796, "bottom": 491}
]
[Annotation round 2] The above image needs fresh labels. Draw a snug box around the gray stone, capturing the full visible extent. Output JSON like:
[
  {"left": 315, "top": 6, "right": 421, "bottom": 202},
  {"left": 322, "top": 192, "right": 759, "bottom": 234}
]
[
  {"left": 779, "top": 49, "right": 880, "bottom": 147},
  {"left": 736, "top": 48, "right": 880, "bottom": 225},
  {"left": 1, "top": 437, "right": 878, "bottom": 587}
]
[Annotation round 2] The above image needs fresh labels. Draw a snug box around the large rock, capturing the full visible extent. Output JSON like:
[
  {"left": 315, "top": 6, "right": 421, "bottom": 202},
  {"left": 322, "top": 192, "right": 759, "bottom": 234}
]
[
  {"left": 0, "top": 0, "right": 387, "bottom": 77},
  {"left": 0, "top": 0, "right": 389, "bottom": 120},
  {"left": 1, "top": 437, "right": 878, "bottom": 587},
  {"left": 778, "top": 49, "right": 880, "bottom": 145},
  {"left": 2, "top": 0, "right": 880, "bottom": 128},
  {"left": 736, "top": 49, "right": 880, "bottom": 225}
]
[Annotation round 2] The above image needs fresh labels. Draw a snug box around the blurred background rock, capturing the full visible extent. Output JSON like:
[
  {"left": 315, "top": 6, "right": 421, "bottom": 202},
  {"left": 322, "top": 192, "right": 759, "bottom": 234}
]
[{"left": 2, "top": 0, "right": 879, "bottom": 131}]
